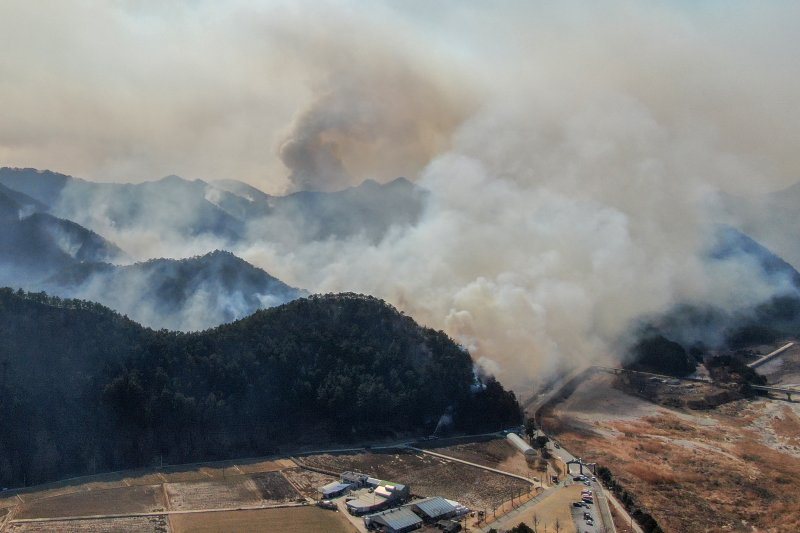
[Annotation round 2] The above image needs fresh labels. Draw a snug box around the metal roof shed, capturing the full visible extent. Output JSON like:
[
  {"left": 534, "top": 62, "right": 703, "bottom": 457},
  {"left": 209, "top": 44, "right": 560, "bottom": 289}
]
[
  {"left": 319, "top": 481, "right": 352, "bottom": 498},
  {"left": 365, "top": 507, "right": 422, "bottom": 533},
  {"left": 412, "top": 496, "right": 457, "bottom": 521}
]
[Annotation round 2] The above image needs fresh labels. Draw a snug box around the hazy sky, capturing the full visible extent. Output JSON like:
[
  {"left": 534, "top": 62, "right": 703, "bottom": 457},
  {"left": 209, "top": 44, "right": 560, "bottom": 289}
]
[{"left": 1, "top": 1, "right": 798, "bottom": 194}]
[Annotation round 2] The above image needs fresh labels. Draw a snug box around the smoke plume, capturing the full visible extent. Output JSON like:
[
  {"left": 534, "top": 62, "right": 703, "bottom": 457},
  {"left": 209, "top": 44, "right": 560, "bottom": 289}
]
[{"left": 2, "top": 1, "right": 800, "bottom": 390}]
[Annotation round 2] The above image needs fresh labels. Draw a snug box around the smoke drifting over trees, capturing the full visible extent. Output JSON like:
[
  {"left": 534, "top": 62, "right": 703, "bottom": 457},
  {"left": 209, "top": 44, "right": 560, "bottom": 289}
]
[{"left": 2, "top": 1, "right": 800, "bottom": 388}]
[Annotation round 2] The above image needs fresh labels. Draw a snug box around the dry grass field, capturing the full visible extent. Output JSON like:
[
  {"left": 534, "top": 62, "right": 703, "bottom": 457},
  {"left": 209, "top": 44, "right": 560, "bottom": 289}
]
[
  {"left": 235, "top": 459, "right": 295, "bottom": 475},
  {"left": 7, "top": 515, "right": 169, "bottom": 533},
  {"left": 420, "top": 437, "right": 536, "bottom": 479},
  {"left": 15, "top": 484, "right": 165, "bottom": 519},
  {"left": 158, "top": 469, "right": 213, "bottom": 484},
  {"left": 164, "top": 478, "right": 262, "bottom": 511},
  {"left": 168, "top": 506, "right": 357, "bottom": 533},
  {"left": 543, "top": 372, "right": 800, "bottom": 533},
  {"left": 301, "top": 448, "right": 532, "bottom": 510}
]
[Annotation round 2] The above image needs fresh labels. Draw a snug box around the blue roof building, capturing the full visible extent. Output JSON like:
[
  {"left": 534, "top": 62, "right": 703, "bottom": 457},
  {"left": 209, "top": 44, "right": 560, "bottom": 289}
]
[{"left": 319, "top": 481, "right": 353, "bottom": 499}]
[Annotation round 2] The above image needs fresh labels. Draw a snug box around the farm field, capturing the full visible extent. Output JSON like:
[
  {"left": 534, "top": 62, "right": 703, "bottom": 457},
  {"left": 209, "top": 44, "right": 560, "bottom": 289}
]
[
  {"left": 6, "top": 515, "right": 169, "bottom": 533},
  {"left": 168, "top": 506, "right": 358, "bottom": 533},
  {"left": 420, "top": 437, "right": 536, "bottom": 479},
  {"left": 281, "top": 467, "right": 337, "bottom": 499},
  {"left": 164, "top": 479, "right": 262, "bottom": 511},
  {"left": 235, "top": 459, "right": 295, "bottom": 475},
  {"left": 250, "top": 472, "right": 302, "bottom": 503},
  {"left": 301, "top": 448, "right": 532, "bottom": 510},
  {"left": 15, "top": 484, "right": 165, "bottom": 519},
  {"left": 158, "top": 468, "right": 213, "bottom": 484}
]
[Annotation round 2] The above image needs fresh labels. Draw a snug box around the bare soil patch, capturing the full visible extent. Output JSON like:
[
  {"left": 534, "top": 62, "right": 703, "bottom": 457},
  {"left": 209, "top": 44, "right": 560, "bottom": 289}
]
[
  {"left": 15, "top": 484, "right": 164, "bottom": 519},
  {"left": 169, "top": 506, "right": 357, "bottom": 533},
  {"left": 7, "top": 515, "right": 169, "bottom": 533},
  {"left": 503, "top": 485, "right": 582, "bottom": 533},
  {"left": 159, "top": 467, "right": 213, "bottom": 483},
  {"left": 164, "top": 478, "right": 261, "bottom": 511},
  {"left": 420, "top": 438, "right": 536, "bottom": 479},
  {"left": 250, "top": 471, "right": 302, "bottom": 503},
  {"left": 282, "top": 467, "right": 337, "bottom": 499},
  {"left": 121, "top": 473, "right": 166, "bottom": 487},
  {"left": 235, "top": 458, "right": 295, "bottom": 475}
]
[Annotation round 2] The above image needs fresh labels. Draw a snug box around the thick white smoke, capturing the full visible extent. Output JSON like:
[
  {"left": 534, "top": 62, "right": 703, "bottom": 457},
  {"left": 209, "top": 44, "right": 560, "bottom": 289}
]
[{"left": 2, "top": 1, "right": 800, "bottom": 390}]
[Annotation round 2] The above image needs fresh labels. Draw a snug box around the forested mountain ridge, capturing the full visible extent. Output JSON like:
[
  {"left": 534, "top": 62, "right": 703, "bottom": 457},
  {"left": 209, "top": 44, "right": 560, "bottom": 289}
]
[{"left": 0, "top": 289, "right": 521, "bottom": 487}]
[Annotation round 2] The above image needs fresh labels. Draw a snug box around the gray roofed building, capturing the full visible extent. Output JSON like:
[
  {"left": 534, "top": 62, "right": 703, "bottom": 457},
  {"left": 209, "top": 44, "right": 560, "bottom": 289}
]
[
  {"left": 364, "top": 507, "right": 422, "bottom": 533},
  {"left": 411, "top": 496, "right": 458, "bottom": 521},
  {"left": 341, "top": 471, "right": 371, "bottom": 487},
  {"left": 319, "top": 481, "right": 352, "bottom": 499}
]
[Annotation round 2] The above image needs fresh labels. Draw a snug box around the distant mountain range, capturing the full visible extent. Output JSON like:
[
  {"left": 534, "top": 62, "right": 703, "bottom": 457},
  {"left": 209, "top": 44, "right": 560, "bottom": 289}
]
[
  {"left": 0, "top": 179, "right": 301, "bottom": 330},
  {"left": 0, "top": 167, "right": 426, "bottom": 247},
  {"left": 0, "top": 184, "right": 125, "bottom": 286},
  {"left": 46, "top": 250, "right": 304, "bottom": 331},
  {"left": 0, "top": 167, "right": 427, "bottom": 330}
]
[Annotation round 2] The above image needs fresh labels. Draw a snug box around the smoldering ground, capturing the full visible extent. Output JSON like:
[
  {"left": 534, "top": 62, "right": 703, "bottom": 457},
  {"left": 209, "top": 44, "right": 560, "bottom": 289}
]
[{"left": 2, "top": 1, "right": 800, "bottom": 389}]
